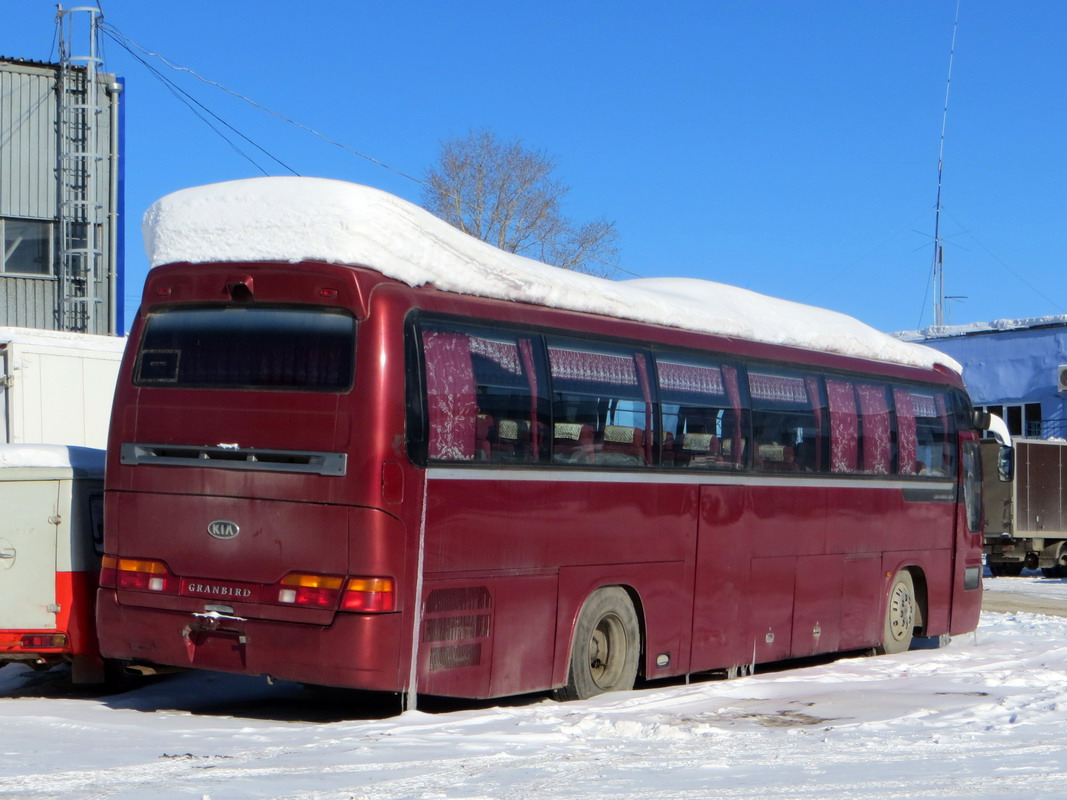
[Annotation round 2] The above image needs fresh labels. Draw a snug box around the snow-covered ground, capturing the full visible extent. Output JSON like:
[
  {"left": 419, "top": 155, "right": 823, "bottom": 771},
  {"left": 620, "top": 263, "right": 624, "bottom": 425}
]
[
  {"left": 3, "top": 577, "right": 1067, "bottom": 800},
  {"left": 984, "top": 570, "right": 1067, "bottom": 604}
]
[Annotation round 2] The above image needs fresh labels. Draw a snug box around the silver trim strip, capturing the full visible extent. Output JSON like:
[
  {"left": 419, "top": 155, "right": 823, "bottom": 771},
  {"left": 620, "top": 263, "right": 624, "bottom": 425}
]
[{"left": 426, "top": 466, "right": 955, "bottom": 493}]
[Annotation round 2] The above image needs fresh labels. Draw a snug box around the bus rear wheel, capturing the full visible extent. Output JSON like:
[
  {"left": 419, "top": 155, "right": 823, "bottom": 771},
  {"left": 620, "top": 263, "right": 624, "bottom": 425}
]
[
  {"left": 555, "top": 587, "right": 640, "bottom": 701},
  {"left": 877, "top": 571, "right": 916, "bottom": 655}
]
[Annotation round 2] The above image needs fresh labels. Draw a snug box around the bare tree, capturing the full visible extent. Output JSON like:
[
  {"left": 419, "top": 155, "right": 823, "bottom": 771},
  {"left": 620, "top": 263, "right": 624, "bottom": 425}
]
[{"left": 422, "top": 129, "right": 619, "bottom": 276}]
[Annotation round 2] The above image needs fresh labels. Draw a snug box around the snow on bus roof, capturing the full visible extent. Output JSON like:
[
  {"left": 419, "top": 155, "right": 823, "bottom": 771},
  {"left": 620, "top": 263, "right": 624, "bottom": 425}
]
[{"left": 143, "top": 177, "right": 959, "bottom": 374}]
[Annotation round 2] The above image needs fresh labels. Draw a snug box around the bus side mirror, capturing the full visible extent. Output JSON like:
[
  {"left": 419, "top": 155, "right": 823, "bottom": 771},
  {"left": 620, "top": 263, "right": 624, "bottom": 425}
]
[
  {"left": 998, "top": 446, "right": 1014, "bottom": 483},
  {"left": 973, "top": 410, "right": 991, "bottom": 430}
]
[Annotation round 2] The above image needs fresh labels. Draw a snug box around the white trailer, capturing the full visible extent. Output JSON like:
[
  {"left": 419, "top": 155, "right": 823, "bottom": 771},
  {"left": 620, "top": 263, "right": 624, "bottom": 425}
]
[
  {"left": 0, "top": 444, "right": 106, "bottom": 682},
  {"left": 0, "top": 327, "right": 126, "bottom": 448}
]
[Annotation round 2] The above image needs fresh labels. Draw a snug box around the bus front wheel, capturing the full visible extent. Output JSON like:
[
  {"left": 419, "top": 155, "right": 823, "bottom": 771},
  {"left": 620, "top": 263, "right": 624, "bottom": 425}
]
[
  {"left": 877, "top": 571, "right": 916, "bottom": 655},
  {"left": 555, "top": 587, "right": 640, "bottom": 701}
]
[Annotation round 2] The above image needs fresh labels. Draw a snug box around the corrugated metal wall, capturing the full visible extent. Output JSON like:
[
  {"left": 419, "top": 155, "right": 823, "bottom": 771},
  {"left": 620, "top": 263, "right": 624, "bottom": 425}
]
[
  {"left": 0, "top": 60, "right": 117, "bottom": 334},
  {"left": 0, "top": 62, "right": 57, "bottom": 218}
]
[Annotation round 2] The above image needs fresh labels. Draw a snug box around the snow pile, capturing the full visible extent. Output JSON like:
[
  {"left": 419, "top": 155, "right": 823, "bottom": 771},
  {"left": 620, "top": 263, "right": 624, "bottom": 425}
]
[
  {"left": 144, "top": 177, "right": 959, "bottom": 373},
  {"left": 0, "top": 444, "right": 104, "bottom": 475},
  {"left": 2, "top": 607, "right": 1067, "bottom": 799},
  {"left": 0, "top": 326, "right": 126, "bottom": 353}
]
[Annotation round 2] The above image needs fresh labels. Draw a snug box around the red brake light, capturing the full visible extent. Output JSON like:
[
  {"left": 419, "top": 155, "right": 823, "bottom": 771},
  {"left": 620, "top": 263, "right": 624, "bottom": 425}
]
[
  {"left": 276, "top": 573, "right": 344, "bottom": 608},
  {"left": 340, "top": 577, "right": 395, "bottom": 612},
  {"left": 102, "top": 555, "right": 178, "bottom": 594}
]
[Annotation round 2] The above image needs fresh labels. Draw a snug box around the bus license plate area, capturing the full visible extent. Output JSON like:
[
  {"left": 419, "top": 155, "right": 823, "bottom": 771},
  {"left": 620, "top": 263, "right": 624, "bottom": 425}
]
[{"left": 183, "top": 625, "right": 248, "bottom": 669}]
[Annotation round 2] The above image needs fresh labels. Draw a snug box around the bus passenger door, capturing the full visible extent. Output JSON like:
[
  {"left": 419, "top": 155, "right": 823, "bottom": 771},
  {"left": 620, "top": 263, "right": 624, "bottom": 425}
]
[{"left": 690, "top": 485, "right": 795, "bottom": 670}]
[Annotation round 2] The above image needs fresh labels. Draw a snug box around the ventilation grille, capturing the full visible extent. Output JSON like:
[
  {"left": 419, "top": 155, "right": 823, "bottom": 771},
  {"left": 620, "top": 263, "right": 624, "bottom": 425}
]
[
  {"left": 428, "top": 643, "right": 482, "bottom": 672},
  {"left": 423, "top": 586, "right": 493, "bottom": 673},
  {"left": 426, "top": 586, "right": 492, "bottom": 613}
]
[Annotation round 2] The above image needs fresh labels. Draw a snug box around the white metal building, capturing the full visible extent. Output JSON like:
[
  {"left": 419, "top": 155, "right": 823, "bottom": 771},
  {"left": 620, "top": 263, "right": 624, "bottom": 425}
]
[{"left": 0, "top": 50, "right": 123, "bottom": 335}]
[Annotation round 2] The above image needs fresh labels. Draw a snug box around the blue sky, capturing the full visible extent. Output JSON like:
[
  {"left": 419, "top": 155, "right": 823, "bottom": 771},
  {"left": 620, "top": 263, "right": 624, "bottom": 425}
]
[{"left": 4, "top": 1, "right": 1065, "bottom": 334}]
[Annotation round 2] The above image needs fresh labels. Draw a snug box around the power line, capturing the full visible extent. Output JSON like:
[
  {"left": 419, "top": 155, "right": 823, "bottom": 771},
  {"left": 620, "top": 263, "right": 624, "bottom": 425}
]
[
  {"left": 100, "top": 22, "right": 426, "bottom": 187},
  {"left": 99, "top": 22, "right": 635, "bottom": 278},
  {"left": 100, "top": 28, "right": 298, "bottom": 175},
  {"left": 941, "top": 207, "right": 1067, "bottom": 314}
]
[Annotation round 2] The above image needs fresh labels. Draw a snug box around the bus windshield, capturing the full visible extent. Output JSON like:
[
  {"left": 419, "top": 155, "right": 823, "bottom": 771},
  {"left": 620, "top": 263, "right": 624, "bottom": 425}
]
[{"left": 134, "top": 306, "right": 355, "bottom": 391}]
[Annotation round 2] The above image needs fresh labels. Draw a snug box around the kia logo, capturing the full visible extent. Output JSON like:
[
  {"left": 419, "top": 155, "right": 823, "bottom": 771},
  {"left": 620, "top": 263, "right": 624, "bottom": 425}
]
[{"left": 207, "top": 520, "right": 240, "bottom": 540}]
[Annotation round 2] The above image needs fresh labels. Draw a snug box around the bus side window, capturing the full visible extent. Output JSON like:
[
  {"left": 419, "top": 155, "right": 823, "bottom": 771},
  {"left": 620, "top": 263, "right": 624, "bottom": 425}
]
[
  {"left": 657, "top": 357, "right": 746, "bottom": 470},
  {"left": 749, "top": 370, "right": 826, "bottom": 473},
  {"left": 547, "top": 341, "right": 653, "bottom": 467},
  {"left": 894, "top": 389, "right": 957, "bottom": 477},
  {"left": 420, "top": 323, "right": 549, "bottom": 464},
  {"left": 468, "top": 334, "right": 549, "bottom": 464}
]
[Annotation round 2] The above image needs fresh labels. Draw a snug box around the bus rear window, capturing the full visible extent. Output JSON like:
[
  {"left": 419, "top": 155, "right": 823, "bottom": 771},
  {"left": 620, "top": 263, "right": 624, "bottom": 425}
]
[{"left": 135, "top": 306, "right": 355, "bottom": 391}]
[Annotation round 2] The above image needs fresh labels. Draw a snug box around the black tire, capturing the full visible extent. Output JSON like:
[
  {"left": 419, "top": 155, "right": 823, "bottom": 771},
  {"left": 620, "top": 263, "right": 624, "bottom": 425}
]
[
  {"left": 1041, "top": 565, "right": 1067, "bottom": 579},
  {"left": 991, "top": 562, "right": 1024, "bottom": 577},
  {"left": 876, "top": 571, "right": 916, "bottom": 655},
  {"left": 555, "top": 587, "right": 640, "bottom": 701}
]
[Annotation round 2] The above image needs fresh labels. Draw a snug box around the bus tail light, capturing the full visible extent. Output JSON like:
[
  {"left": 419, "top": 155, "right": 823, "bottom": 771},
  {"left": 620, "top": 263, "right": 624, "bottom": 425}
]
[
  {"left": 340, "top": 577, "right": 395, "bottom": 613},
  {"left": 100, "top": 555, "right": 178, "bottom": 594},
  {"left": 276, "top": 573, "right": 343, "bottom": 608}
]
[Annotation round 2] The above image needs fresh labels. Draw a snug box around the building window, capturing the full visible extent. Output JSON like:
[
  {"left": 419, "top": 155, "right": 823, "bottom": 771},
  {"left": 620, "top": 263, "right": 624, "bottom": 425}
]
[
  {"left": 1, "top": 218, "right": 53, "bottom": 276},
  {"left": 978, "top": 402, "right": 1043, "bottom": 439}
]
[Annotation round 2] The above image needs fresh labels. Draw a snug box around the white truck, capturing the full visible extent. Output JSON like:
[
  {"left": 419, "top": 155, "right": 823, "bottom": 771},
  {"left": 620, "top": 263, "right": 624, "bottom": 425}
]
[
  {"left": 983, "top": 437, "right": 1067, "bottom": 578},
  {"left": 0, "top": 444, "right": 107, "bottom": 682},
  {"left": 0, "top": 326, "right": 126, "bottom": 448}
]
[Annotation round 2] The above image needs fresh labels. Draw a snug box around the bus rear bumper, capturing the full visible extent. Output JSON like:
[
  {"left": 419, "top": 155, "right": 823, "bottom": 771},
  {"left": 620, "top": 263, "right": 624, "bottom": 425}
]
[{"left": 96, "top": 590, "right": 407, "bottom": 692}]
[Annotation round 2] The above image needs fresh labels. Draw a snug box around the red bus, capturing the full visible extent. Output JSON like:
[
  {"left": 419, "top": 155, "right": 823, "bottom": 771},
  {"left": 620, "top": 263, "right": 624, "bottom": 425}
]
[{"left": 97, "top": 178, "right": 987, "bottom": 702}]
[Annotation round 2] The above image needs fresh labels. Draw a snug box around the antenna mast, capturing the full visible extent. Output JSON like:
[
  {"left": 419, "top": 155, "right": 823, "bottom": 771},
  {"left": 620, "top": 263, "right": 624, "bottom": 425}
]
[{"left": 932, "top": 0, "right": 961, "bottom": 328}]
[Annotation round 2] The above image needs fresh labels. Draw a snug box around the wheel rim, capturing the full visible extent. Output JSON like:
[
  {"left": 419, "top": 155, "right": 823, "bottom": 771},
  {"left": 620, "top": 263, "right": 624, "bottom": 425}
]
[
  {"left": 888, "top": 580, "right": 915, "bottom": 643},
  {"left": 588, "top": 612, "right": 627, "bottom": 690}
]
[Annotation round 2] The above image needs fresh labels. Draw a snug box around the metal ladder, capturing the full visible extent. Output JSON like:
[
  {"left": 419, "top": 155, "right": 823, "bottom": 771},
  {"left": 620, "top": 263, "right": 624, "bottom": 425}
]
[{"left": 56, "top": 6, "right": 105, "bottom": 333}]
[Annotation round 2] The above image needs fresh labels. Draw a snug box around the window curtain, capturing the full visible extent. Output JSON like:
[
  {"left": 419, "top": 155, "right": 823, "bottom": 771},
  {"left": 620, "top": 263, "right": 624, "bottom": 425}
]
[
  {"left": 856, "top": 384, "right": 891, "bottom": 474},
  {"left": 826, "top": 379, "right": 858, "bottom": 473},
  {"left": 634, "top": 353, "right": 653, "bottom": 463},
  {"left": 422, "top": 331, "right": 478, "bottom": 461},
  {"left": 722, "top": 365, "right": 744, "bottom": 465},
  {"left": 934, "top": 392, "right": 953, "bottom": 475},
  {"left": 517, "top": 338, "right": 541, "bottom": 455},
  {"left": 893, "top": 389, "right": 918, "bottom": 475},
  {"left": 657, "top": 361, "right": 725, "bottom": 396},
  {"left": 749, "top": 373, "right": 809, "bottom": 404},
  {"left": 548, "top": 348, "right": 638, "bottom": 386},
  {"left": 804, "top": 376, "right": 825, "bottom": 472}
]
